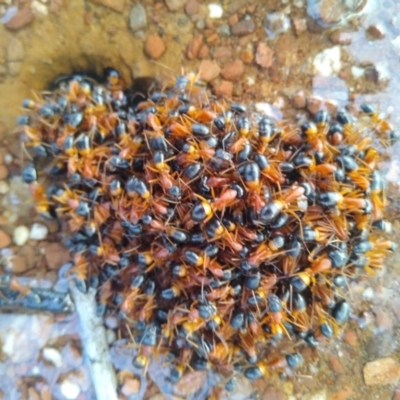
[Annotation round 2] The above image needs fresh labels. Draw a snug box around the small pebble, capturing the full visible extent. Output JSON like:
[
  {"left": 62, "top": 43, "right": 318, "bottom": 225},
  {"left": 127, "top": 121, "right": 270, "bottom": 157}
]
[
  {"left": 291, "top": 90, "right": 307, "bottom": 109},
  {"left": 255, "top": 42, "right": 274, "bottom": 69},
  {"left": 221, "top": 59, "right": 245, "bottom": 81},
  {"left": 213, "top": 80, "right": 233, "bottom": 98},
  {"left": 144, "top": 35, "right": 166, "bottom": 60},
  {"left": 313, "top": 46, "right": 341, "bottom": 77},
  {"left": 231, "top": 19, "right": 255, "bottom": 36},
  {"left": 165, "top": 0, "right": 186, "bottom": 11},
  {"left": 3, "top": 154, "right": 12, "bottom": 164},
  {"left": 367, "top": 24, "right": 385, "bottom": 40},
  {"left": 4, "top": 7, "right": 35, "bottom": 30},
  {"left": 29, "top": 223, "right": 48, "bottom": 240},
  {"left": 121, "top": 378, "right": 140, "bottom": 396},
  {"left": 0, "top": 181, "right": 9, "bottom": 194},
  {"left": 208, "top": 3, "right": 223, "bottom": 19},
  {"left": 364, "top": 357, "right": 400, "bottom": 385},
  {"left": 0, "top": 165, "right": 8, "bottom": 180},
  {"left": 199, "top": 59, "right": 221, "bottom": 82},
  {"left": 10, "top": 255, "right": 28, "bottom": 273},
  {"left": 42, "top": 347, "right": 63, "bottom": 368},
  {"left": 13, "top": 226, "right": 30, "bottom": 246},
  {"left": 59, "top": 379, "right": 81, "bottom": 400},
  {"left": 44, "top": 242, "right": 71, "bottom": 270},
  {"left": 129, "top": 4, "right": 147, "bottom": 32}
]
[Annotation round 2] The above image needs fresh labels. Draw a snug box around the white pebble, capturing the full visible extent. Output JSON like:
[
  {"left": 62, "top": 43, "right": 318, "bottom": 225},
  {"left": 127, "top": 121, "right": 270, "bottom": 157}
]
[
  {"left": 208, "top": 3, "right": 223, "bottom": 19},
  {"left": 0, "top": 181, "right": 9, "bottom": 194},
  {"left": 351, "top": 66, "right": 364, "bottom": 78},
  {"left": 13, "top": 226, "right": 30, "bottom": 246},
  {"left": 60, "top": 379, "right": 81, "bottom": 400},
  {"left": 313, "top": 46, "right": 341, "bottom": 77},
  {"left": 362, "top": 287, "right": 374, "bottom": 300},
  {"left": 3, "top": 154, "right": 13, "bottom": 165},
  {"left": 43, "top": 347, "right": 63, "bottom": 367},
  {"left": 29, "top": 223, "right": 48, "bottom": 240},
  {"left": 31, "top": 0, "right": 48, "bottom": 15}
]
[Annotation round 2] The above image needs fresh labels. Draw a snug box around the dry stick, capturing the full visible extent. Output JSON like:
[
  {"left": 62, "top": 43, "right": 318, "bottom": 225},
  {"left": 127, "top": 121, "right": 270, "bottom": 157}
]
[{"left": 69, "top": 282, "right": 118, "bottom": 400}]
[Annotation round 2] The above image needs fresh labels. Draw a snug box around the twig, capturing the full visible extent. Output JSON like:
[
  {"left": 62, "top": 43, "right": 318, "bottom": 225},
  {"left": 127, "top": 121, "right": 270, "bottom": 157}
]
[{"left": 69, "top": 282, "right": 118, "bottom": 400}]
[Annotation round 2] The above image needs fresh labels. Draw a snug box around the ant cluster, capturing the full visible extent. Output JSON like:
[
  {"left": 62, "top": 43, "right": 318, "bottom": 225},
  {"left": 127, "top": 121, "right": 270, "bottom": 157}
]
[{"left": 18, "top": 69, "right": 396, "bottom": 384}]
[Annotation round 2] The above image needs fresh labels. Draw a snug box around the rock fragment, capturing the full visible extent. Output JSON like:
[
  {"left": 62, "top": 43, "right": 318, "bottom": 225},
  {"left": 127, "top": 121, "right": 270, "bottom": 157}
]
[
  {"left": 44, "top": 242, "right": 70, "bottom": 270},
  {"left": 329, "top": 30, "right": 352, "bottom": 45},
  {"left": 0, "top": 230, "right": 11, "bottom": 248},
  {"left": 4, "top": 7, "right": 34, "bottom": 30},
  {"left": 129, "top": 4, "right": 147, "bottom": 32},
  {"left": 313, "top": 46, "right": 341, "bottom": 77},
  {"left": 291, "top": 90, "right": 307, "bottom": 109},
  {"left": 364, "top": 357, "right": 400, "bottom": 385},
  {"left": 221, "top": 59, "right": 245, "bottom": 81},
  {"left": 292, "top": 18, "right": 307, "bottom": 36},
  {"left": 29, "top": 223, "right": 48, "bottom": 240},
  {"left": 213, "top": 80, "right": 233, "bottom": 98},
  {"left": 199, "top": 60, "right": 221, "bottom": 82},
  {"left": 231, "top": 19, "right": 255, "bottom": 36},
  {"left": 13, "top": 226, "right": 30, "bottom": 246},
  {"left": 186, "top": 34, "right": 203, "bottom": 60},
  {"left": 367, "top": 24, "right": 385, "bottom": 40},
  {"left": 255, "top": 42, "right": 274, "bottom": 69},
  {"left": 144, "top": 35, "right": 166, "bottom": 60},
  {"left": 265, "top": 11, "right": 291, "bottom": 38},
  {"left": 165, "top": 0, "right": 186, "bottom": 11},
  {"left": 185, "top": 0, "right": 199, "bottom": 16}
]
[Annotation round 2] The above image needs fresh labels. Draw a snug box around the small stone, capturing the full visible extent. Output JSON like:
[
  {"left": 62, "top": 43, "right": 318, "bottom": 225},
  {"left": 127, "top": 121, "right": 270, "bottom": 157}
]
[
  {"left": 213, "top": 80, "right": 233, "bottom": 98},
  {"left": 105, "top": 315, "right": 119, "bottom": 329},
  {"left": 231, "top": 19, "right": 255, "bottom": 36},
  {"left": 329, "top": 355, "right": 345, "bottom": 374},
  {"left": 330, "top": 30, "right": 352, "bottom": 45},
  {"left": 90, "top": 0, "right": 125, "bottom": 13},
  {"left": 262, "top": 386, "right": 285, "bottom": 400},
  {"left": 129, "top": 4, "right": 147, "bottom": 32},
  {"left": 0, "top": 230, "right": 11, "bottom": 248},
  {"left": 59, "top": 379, "right": 81, "bottom": 399},
  {"left": 44, "top": 242, "right": 70, "bottom": 270},
  {"left": 43, "top": 347, "right": 63, "bottom": 368},
  {"left": 10, "top": 255, "right": 28, "bottom": 273},
  {"left": 306, "top": 96, "right": 324, "bottom": 114},
  {"left": 165, "top": 0, "right": 186, "bottom": 11},
  {"left": 208, "top": 3, "right": 223, "bottom": 19},
  {"left": 121, "top": 378, "right": 140, "bottom": 396},
  {"left": 228, "top": 13, "right": 239, "bottom": 26},
  {"left": 13, "top": 226, "right": 30, "bottom": 246},
  {"left": 173, "top": 371, "right": 207, "bottom": 396},
  {"left": 29, "top": 223, "right": 48, "bottom": 240},
  {"left": 213, "top": 46, "right": 232, "bottom": 62},
  {"left": 292, "top": 18, "right": 307, "bottom": 36},
  {"left": 255, "top": 42, "right": 274, "bottom": 69},
  {"left": 185, "top": 0, "right": 199, "bottom": 16},
  {"left": 291, "top": 90, "right": 307, "bottom": 109},
  {"left": 198, "top": 45, "right": 209, "bottom": 59},
  {"left": 343, "top": 329, "right": 358, "bottom": 346},
  {"left": 144, "top": 35, "right": 166, "bottom": 60},
  {"left": 0, "top": 165, "right": 8, "bottom": 180},
  {"left": 265, "top": 11, "right": 291, "bottom": 38},
  {"left": 186, "top": 34, "right": 203, "bottom": 60},
  {"left": 313, "top": 46, "right": 341, "bottom": 77},
  {"left": 330, "top": 386, "right": 353, "bottom": 400},
  {"left": 367, "top": 24, "right": 385, "bottom": 40},
  {"left": 199, "top": 59, "right": 221, "bottom": 82},
  {"left": 4, "top": 7, "right": 34, "bottom": 30},
  {"left": 6, "top": 37, "right": 24, "bottom": 62},
  {"left": 3, "top": 154, "right": 12, "bottom": 165},
  {"left": 221, "top": 59, "right": 245, "bottom": 81},
  {"left": 364, "top": 357, "right": 400, "bottom": 385},
  {"left": 0, "top": 181, "right": 9, "bottom": 194}
]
